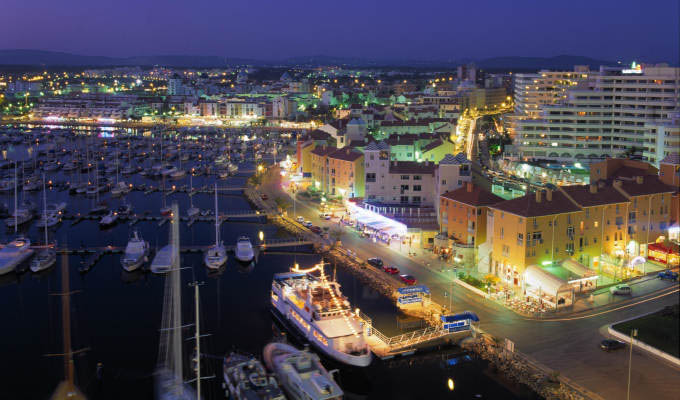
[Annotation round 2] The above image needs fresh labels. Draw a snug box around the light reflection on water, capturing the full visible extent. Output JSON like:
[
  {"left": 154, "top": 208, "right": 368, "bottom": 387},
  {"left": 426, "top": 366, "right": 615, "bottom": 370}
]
[{"left": 0, "top": 126, "right": 525, "bottom": 399}]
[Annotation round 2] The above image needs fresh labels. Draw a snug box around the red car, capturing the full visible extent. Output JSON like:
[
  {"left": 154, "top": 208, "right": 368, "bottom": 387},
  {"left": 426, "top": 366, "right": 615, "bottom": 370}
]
[
  {"left": 400, "top": 274, "right": 417, "bottom": 285},
  {"left": 383, "top": 265, "right": 400, "bottom": 275},
  {"left": 261, "top": 194, "right": 269, "bottom": 200},
  {"left": 310, "top": 226, "right": 322, "bottom": 234}
]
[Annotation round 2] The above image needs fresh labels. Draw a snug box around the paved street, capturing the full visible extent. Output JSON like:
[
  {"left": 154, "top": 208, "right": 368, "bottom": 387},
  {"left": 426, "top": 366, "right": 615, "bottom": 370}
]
[{"left": 260, "top": 168, "right": 680, "bottom": 400}]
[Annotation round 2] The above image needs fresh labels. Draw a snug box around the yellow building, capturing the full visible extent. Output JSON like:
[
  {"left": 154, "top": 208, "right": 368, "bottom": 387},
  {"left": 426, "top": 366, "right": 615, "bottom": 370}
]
[
  {"left": 487, "top": 177, "right": 675, "bottom": 287},
  {"left": 488, "top": 189, "right": 583, "bottom": 286},
  {"left": 310, "top": 145, "right": 364, "bottom": 198}
]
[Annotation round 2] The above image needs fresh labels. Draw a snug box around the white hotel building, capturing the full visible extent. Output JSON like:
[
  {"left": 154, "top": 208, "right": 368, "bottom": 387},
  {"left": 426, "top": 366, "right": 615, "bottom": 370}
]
[{"left": 514, "top": 63, "right": 680, "bottom": 165}]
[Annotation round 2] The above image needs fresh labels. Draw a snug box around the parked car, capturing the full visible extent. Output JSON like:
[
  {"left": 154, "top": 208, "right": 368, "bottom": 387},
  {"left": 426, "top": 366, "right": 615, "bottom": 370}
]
[
  {"left": 658, "top": 270, "right": 679, "bottom": 281},
  {"left": 610, "top": 284, "right": 632, "bottom": 295},
  {"left": 310, "top": 226, "right": 322, "bottom": 234},
  {"left": 295, "top": 216, "right": 305, "bottom": 223},
  {"left": 600, "top": 339, "right": 626, "bottom": 351},
  {"left": 260, "top": 194, "right": 268, "bottom": 200},
  {"left": 367, "top": 258, "right": 383, "bottom": 268},
  {"left": 302, "top": 220, "right": 313, "bottom": 228},
  {"left": 383, "top": 265, "right": 400, "bottom": 275},
  {"left": 400, "top": 274, "right": 417, "bottom": 285}
]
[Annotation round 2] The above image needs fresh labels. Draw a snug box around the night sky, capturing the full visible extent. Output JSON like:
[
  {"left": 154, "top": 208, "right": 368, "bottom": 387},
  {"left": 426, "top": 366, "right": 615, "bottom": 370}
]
[{"left": 2, "top": 0, "right": 678, "bottom": 62}]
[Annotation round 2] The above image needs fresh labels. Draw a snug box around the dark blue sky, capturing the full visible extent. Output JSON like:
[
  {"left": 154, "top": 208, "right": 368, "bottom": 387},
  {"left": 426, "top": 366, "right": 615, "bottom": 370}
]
[{"left": 2, "top": 0, "right": 678, "bottom": 62}]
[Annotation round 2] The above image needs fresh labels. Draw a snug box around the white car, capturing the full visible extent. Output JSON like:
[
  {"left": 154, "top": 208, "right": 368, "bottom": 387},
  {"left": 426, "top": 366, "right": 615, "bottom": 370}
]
[
  {"left": 303, "top": 220, "right": 313, "bottom": 228},
  {"left": 296, "top": 216, "right": 305, "bottom": 223},
  {"left": 610, "top": 284, "right": 631, "bottom": 295},
  {"left": 320, "top": 213, "right": 332, "bottom": 220}
]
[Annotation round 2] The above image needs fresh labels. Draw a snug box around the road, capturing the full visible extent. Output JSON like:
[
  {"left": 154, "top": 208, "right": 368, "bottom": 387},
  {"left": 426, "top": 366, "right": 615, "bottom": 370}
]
[{"left": 262, "top": 168, "right": 680, "bottom": 400}]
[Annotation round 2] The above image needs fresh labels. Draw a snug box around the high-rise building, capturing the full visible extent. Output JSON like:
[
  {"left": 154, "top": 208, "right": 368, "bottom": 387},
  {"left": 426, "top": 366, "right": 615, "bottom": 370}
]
[
  {"left": 513, "top": 67, "right": 591, "bottom": 118},
  {"left": 515, "top": 63, "right": 680, "bottom": 165}
]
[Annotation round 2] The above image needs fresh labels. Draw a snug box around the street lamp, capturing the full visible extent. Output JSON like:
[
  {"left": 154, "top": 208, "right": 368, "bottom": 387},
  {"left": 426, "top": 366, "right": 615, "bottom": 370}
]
[
  {"left": 627, "top": 328, "right": 638, "bottom": 400},
  {"left": 259, "top": 231, "right": 264, "bottom": 242}
]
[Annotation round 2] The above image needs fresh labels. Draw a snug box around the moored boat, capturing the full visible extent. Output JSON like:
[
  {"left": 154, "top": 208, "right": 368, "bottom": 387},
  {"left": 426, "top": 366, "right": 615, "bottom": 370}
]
[
  {"left": 223, "top": 352, "right": 286, "bottom": 400},
  {"left": 121, "top": 230, "right": 149, "bottom": 272},
  {"left": 0, "top": 237, "right": 34, "bottom": 275},
  {"left": 263, "top": 342, "right": 343, "bottom": 400},
  {"left": 270, "top": 265, "right": 372, "bottom": 367}
]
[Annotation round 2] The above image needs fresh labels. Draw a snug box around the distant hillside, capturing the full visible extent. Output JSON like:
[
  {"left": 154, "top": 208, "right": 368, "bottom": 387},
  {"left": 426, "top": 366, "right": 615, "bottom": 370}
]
[
  {"left": 0, "top": 50, "right": 257, "bottom": 67},
  {"left": 476, "top": 55, "right": 616, "bottom": 70},
  {"left": 0, "top": 49, "right": 617, "bottom": 70}
]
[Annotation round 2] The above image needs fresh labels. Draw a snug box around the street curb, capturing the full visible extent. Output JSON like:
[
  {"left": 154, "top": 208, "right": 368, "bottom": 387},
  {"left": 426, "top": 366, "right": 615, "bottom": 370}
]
[{"left": 607, "top": 309, "right": 680, "bottom": 367}]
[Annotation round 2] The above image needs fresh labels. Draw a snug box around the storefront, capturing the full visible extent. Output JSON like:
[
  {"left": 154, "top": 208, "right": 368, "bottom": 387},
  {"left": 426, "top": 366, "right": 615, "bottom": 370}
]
[
  {"left": 346, "top": 201, "right": 408, "bottom": 245},
  {"left": 647, "top": 242, "right": 680, "bottom": 267},
  {"left": 523, "top": 265, "right": 574, "bottom": 309}
]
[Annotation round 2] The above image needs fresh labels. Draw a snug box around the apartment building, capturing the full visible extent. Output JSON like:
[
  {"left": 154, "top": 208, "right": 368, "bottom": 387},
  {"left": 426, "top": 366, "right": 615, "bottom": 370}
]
[
  {"left": 658, "top": 153, "right": 680, "bottom": 225},
  {"left": 310, "top": 146, "right": 364, "bottom": 198},
  {"left": 364, "top": 142, "right": 471, "bottom": 207},
  {"left": 486, "top": 177, "right": 674, "bottom": 287},
  {"left": 513, "top": 67, "right": 591, "bottom": 118},
  {"left": 515, "top": 64, "right": 680, "bottom": 165}
]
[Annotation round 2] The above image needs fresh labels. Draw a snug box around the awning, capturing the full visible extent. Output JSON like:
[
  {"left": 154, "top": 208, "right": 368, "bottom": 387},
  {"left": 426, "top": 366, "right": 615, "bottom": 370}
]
[
  {"left": 561, "top": 259, "right": 595, "bottom": 277},
  {"left": 524, "top": 265, "right": 573, "bottom": 296}
]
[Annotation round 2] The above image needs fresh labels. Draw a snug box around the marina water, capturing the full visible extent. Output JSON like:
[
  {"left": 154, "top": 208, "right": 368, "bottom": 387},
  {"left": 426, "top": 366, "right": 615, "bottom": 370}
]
[{"left": 0, "top": 126, "right": 529, "bottom": 399}]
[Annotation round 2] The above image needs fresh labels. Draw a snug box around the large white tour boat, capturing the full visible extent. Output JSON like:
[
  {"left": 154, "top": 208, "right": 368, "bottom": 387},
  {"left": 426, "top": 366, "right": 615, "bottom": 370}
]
[{"left": 270, "top": 264, "right": 372, "bottom": 367}]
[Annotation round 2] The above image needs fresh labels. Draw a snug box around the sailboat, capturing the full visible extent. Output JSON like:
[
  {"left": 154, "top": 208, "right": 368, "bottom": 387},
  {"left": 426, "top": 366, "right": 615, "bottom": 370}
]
[
  {"left": 31, "top": 175, "right": 57, "bottom": 273},
  {"left": 151, "top": 203, "right": 179, "bottom": 274},
  {"left": 160, "top": 176, "right": 172, "bottom": 216},
  {"left": 154, "top": 202, "right": 203, "bottom": 399},
  {"left": 187, "top": 175, "right": 200, "bottom": 218},
  {"left": 204, "top": 184, "right": 227, "bottom": 270},
  {"left": 4, "top": 163, "right": 33, "bottom": 228},
  {"left": 49, "top": 252, "right": 87, "bottom": 400}
]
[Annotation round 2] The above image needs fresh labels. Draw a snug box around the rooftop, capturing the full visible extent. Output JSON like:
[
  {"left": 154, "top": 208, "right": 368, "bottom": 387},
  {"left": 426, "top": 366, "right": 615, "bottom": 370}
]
[
  {"left": 441, "top": 184, "right": 504, "bottom": 207},
  {"left": 491, "top": 190, "right": 581, "bottom": 217},
  {"left": 388, "top": 160, "right": 436, "bottom": 175},
  {"left": 560, "top": 185, "right": 629, "bottom": 207}
]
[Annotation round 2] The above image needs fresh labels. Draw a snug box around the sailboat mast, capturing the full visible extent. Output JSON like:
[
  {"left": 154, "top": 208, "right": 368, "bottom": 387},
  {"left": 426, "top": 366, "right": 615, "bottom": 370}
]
[
  {"left": 189, "top": 175, "right": 194, "bottom": 209},
  {"left": 42, "top": 173, "right": 48, "bottom": 246},
  {"left": 13, "top": 163, "right": 18, "bottom": 233},
  {"left": 214, "top": 184, "right": 219, "bottom": 246},
  {"left": 61, "top": 252, "right": 75, "bottom": 387},
  {"left": 194, "top": 283, "right": 201, "bottom": 400}
]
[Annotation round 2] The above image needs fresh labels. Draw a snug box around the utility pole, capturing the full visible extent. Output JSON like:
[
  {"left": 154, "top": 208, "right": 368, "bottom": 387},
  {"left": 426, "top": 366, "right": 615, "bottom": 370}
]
[{"left": 627, "top": 328, "right": 637, "bottom": 400}]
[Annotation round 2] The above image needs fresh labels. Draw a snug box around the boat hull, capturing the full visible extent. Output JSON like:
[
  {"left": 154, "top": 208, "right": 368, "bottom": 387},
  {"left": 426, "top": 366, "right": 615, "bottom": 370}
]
[{"left": 269, "top": 301, "right": 372, "bottom": 368}]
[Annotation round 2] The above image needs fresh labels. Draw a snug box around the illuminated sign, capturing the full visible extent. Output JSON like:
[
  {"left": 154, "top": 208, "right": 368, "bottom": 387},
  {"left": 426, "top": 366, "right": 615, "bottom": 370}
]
[{"left": 622, "top": 61, "right": 642, "bottom": 74}]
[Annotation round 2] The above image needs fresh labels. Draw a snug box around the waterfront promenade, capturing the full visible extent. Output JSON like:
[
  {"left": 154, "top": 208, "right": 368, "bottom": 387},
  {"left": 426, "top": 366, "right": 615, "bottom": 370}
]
[{"left": 256, "top": 166, "right": 680, "bottom": 400}]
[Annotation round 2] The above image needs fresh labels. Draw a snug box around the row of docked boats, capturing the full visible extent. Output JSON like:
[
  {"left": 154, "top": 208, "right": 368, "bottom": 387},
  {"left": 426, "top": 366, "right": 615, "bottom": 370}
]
[
  {"left": 222, "top": 262, "right": 371, "bottom": 399},
  {"left": 223, "top": 342, "right": 343, "bottom": 400}
]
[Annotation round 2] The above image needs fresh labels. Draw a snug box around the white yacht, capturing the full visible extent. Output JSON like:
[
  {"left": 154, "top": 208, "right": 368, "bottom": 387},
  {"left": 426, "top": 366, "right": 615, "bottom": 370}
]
[
  {"left": 263, "top": 342, "right": 343, "bottom": 400},
  {"left": 111, "top": 181, "right": 130, "bottom": 196},
  {"left": 99, "top": 210, "right": 118, "bottom": 227},
  {"left": 121, "top": 231, "right": 149, "bottom": 272},
  {"left": 204, "top": 184, "right": 227, "bottom": 269},
  {"left": 235, "top": 236, "right": 255, "bottom": 263},
  {"left": 36, "top": 211, "right": 61, "bottom": 228},
  {"left": 270, "top": 266, "right": 372, "bottom": 367},
  {"left": 0, "top": 237, "right": 34, "bottom": 275}
]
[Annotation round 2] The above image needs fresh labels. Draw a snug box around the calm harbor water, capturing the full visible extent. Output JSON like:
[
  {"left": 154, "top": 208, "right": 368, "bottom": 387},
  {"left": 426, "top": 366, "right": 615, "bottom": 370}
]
[{"left": 0, "top": 127, "right": 531, "bottom": 399}]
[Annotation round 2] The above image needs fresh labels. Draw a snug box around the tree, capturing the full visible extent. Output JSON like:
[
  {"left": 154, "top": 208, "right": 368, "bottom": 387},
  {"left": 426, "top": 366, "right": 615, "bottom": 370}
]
[
  {"left": 274, "top": 196, "right": 291, "bottom": 211},
  {"left": 329, "top": 227, "right": 344, "bottom": 248}
]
